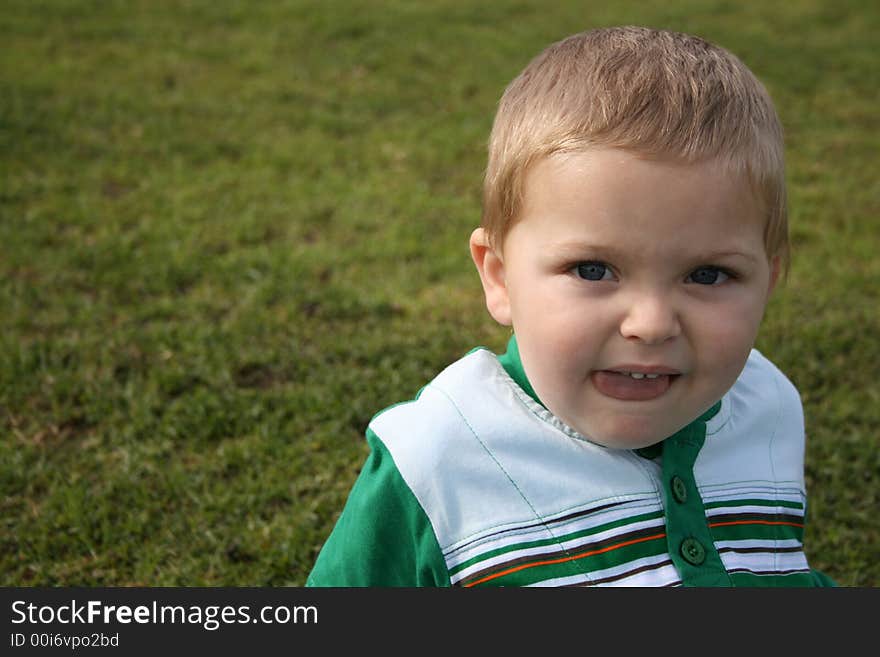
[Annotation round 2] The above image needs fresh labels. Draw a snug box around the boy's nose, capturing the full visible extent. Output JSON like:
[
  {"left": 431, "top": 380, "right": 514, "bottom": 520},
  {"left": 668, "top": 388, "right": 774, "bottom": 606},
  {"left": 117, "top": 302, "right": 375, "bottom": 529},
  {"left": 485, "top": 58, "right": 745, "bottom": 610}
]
[{"left": 619, "top": 293, "right": 681, "bottom": 345}]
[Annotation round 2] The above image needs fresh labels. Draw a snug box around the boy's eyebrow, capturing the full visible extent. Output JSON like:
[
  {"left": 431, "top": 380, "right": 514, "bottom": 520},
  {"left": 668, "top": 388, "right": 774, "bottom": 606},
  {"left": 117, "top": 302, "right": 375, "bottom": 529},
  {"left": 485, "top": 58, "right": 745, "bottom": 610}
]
[
  {"left": 548, "top": 242, "right": 629, "bottom": 261},
  {"left": 548, "top": 241, "right": 762, "bottom": 263},
  {"left": 700, "top": 251, "right": 761, "bottom": 263}
]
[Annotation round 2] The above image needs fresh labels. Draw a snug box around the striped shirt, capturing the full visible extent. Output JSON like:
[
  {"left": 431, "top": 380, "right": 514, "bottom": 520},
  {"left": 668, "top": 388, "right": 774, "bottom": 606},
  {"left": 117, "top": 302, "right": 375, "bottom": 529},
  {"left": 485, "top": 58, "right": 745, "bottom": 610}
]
[{"left": 307, "top": 337, "right": 828, "bottom": 587}]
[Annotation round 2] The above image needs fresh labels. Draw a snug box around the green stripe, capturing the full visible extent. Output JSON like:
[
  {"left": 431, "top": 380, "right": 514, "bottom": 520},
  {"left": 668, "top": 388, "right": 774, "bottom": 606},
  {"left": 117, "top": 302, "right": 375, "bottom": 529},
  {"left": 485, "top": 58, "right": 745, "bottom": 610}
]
[
  {"left": 709, "top": 521, "right": 805, "bottom": 542},
  {"left": 466, "top": 534, "right": 669, "bottom": 587},
  {"left": 703, "top": 498, "right": 803, "bottom": 511},
  {"left": 448, "top": 509, "right": 664, "bottom": 576}
]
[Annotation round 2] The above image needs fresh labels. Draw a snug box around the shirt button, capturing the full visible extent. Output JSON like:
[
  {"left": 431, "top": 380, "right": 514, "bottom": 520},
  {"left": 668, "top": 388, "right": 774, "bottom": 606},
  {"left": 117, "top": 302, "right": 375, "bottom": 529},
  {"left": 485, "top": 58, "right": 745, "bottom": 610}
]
[
  {"left": 680, "top": 537, "right": 706, "bottom": 565},
  {"left": 671, "top": 476, "right": 688, "bottom": 503}
]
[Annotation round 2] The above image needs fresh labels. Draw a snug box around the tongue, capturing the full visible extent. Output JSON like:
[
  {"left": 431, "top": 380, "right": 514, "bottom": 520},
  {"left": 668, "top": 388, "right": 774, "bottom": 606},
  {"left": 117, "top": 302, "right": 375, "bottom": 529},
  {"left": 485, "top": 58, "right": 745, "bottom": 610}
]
[{"left": 592, "top": 371, "right": 672, "bottom": 401}]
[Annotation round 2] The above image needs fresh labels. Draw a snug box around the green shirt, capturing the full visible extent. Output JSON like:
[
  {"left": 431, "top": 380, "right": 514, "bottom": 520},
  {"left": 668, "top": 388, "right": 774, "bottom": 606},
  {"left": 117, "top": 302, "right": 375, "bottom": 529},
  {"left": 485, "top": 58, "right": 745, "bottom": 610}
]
[{"left": 308, "top": 336, "right": 833, "bottom": 587}]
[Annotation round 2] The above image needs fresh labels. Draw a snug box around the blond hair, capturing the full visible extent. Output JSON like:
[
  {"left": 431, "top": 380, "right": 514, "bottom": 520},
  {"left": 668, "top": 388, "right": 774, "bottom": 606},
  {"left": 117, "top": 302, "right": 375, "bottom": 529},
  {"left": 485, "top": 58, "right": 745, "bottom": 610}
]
[{"left": 482, "top": 26, "right": 788, "bottom": 271}]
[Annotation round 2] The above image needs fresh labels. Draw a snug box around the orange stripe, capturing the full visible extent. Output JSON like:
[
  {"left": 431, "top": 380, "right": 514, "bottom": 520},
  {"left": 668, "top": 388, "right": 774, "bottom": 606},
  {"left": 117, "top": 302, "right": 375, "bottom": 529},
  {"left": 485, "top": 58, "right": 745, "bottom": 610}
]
[
  {"left": 463, "top": 532, "right": 666, "bottom": 588},
  {"left": 708, "top": 520, "right": 804, "bottom": 529}
]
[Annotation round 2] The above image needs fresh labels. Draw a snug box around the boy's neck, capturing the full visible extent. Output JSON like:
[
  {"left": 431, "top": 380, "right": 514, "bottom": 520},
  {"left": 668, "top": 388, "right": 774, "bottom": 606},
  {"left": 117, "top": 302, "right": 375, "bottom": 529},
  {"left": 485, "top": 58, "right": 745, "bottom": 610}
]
[{"left": 497, "top": 334, "right": 543, "bottom": 406}]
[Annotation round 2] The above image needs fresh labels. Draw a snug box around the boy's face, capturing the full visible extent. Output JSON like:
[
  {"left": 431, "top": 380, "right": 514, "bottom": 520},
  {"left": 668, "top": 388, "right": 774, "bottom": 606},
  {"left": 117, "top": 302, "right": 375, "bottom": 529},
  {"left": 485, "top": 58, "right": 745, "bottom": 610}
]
[{"left": 471, "top": 149, "right": 780, "bottom": 449}]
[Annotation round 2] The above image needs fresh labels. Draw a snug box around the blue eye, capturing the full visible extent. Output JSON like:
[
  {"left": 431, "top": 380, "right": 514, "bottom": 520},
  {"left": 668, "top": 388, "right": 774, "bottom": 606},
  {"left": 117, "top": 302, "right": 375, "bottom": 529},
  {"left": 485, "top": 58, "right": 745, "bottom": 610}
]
[
  {"left": 688, "top": 266, "right": 729, "bottom": 285},
  {"left": 575, "top": 262, "right": 611, "bottom": 281}
]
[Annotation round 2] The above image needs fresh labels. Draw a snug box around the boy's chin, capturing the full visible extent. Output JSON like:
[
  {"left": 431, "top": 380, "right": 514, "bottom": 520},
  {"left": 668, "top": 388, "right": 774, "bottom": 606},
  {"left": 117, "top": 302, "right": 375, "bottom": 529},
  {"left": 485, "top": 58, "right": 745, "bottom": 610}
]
[{"left": 568, "top": 416, "right": 680, "bottom": 451}]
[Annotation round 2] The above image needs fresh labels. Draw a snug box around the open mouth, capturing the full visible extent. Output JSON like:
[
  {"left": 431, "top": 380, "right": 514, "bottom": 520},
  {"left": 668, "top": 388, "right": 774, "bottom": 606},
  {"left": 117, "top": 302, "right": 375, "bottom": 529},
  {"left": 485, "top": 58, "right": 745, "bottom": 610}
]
[{"left": 591, "top": 370, "right": 680, "bottom": 401}]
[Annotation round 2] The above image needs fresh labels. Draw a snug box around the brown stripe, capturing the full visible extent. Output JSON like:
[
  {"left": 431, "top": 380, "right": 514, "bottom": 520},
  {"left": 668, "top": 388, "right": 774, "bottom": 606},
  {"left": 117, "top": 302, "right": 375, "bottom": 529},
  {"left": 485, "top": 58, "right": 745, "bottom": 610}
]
[
  {"left": 706, "top": 512, "right": 803, "bottom": 525},
  {"left": 717, "top": 545, "right": 803, "bottom": 555},
  {"left": 727, "top": 566, "right": 811, "bottom": 577},
  {"left": 576, "top": 558, "right": 677, "bottom": 587}
]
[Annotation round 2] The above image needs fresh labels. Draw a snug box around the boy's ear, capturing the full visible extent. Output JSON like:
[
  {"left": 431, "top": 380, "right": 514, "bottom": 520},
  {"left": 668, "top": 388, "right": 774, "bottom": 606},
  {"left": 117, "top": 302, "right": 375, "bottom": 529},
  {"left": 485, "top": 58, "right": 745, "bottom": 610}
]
[{"left": 469, "top": 227, "right": 512, "bottom": 326}]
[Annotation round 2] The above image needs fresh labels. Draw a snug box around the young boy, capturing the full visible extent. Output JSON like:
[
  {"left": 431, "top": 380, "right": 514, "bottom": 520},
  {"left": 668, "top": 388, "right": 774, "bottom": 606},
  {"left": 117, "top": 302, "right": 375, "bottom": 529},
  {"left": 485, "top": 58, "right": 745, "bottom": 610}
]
[{"left": 307, "top": 26, "right": 833, "bottom": 586}]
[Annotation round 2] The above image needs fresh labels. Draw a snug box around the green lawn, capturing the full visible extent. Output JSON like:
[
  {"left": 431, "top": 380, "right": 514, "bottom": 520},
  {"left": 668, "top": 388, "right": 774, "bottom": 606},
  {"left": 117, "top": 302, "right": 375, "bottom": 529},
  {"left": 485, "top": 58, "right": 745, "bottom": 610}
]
[{"left": 2, "top": 0, "right": 877, "bottom": 586}]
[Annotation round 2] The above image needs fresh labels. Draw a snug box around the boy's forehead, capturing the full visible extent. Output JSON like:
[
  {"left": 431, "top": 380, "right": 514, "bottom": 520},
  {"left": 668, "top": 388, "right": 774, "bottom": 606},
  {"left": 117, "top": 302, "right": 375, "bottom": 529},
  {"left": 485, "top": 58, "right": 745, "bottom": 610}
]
[
  {"left": 533, "top": 148, "right": 737, "bottom": 178},
  {"left": 522, "top": 149, "right": 759, "bottom": 211},
  {"left": 506, "top": 149, "right": 767, "bottom": 251}
]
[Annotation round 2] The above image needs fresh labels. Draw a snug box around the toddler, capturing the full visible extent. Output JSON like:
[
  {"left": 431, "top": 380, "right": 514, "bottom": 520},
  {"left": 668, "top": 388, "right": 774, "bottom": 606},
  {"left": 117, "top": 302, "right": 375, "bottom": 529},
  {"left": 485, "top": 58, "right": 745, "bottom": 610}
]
[{"left": 307, "top": 26, "right": 833, "bottom": 587}]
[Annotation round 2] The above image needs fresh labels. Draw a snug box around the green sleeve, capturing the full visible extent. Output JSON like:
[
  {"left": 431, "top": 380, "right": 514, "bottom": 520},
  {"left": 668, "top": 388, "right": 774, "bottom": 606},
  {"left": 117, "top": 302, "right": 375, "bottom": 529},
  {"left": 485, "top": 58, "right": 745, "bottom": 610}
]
[{"left": 306, "top": 429, "right": 451, "bottom": 587}]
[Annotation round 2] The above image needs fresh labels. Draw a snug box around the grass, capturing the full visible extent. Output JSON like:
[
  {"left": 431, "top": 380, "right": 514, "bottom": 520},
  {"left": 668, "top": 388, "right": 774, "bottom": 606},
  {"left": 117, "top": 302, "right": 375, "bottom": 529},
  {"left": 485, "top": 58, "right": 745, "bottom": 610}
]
[{"left": 1, "top": 0, "right": 877, "bottom": 586}]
